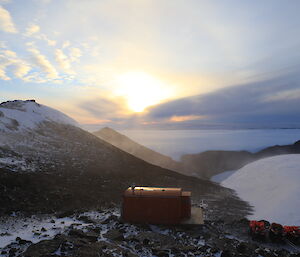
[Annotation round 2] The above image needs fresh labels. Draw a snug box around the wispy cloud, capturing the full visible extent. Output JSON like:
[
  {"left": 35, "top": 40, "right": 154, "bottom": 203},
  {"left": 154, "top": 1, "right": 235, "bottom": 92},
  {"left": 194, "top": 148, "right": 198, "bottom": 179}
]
[
  {"left": 78, "top": 96, "right": 129, "bottom": 121},
  {"left": 141, "top": 71, "right": 300, "bottom": 128},
  {"left": 24, "top": 23, "right": 40, "bottom": 36},
  {"left": 69, "top": 47, "right": 81, "bottom": 62},
  {"left": 0, "top": 49, "right": 31, "bottom": 80},
  {"left": 62, "top": 41, "right": 70, "bottom": 49},
  {"left": 37, "top": 33, "right": 56, "bottom": 46},
  {"left": 0, "top": 68, "right": 10, "bottom": 80},
  {"left": 55, "top": 48, "right": 74, "bottom": 74},
  {"left": 169, "top": 115, "right": 205, "bottom": 122},
  {"left": 28, "top": 47, "right": 58, "bottom": 79},
  {"left": 0, "top": 5, "right": 17, "bottom": 33},
  {"left": 12, "top": 61, "right": 31, "bottom": 79}
]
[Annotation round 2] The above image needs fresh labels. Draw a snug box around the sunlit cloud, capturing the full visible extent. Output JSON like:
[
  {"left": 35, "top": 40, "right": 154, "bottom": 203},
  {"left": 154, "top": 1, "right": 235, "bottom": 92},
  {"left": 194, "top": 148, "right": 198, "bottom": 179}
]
[
  {"left": 0, "top": 48, "right": 31, "bottom": 80},
  {"left": 27, "top": 47, "right": 58, "bottom": 79},
  {"left": 54, "top": 48, "right": 74, "bottom": 74},
  {"left": 12, "top": 62, "right": 31, "bottom": 79},
  {"left": 0, "top": 5, "right": 17, "bottom": 33},
  {"left": 69, "top": 47, "right": 82, "bottom": 62},
  {"left": 2, "top": 49, "right": 16, "bottom": 58},
  {"left": 62, "top": 41, "right": 70, "bottom": 49},
  {"left": 114, "top": 71, "right": 174, "bottom": 112},
  {"left": 170, "top": 115, "right": 206, "bottom": 122},
  {"left": 38, "top": 34, "right": 56, "bottom": 46},
  {"left": 0, "top": 68, "right": 9, "bottom": 80},
  {"left": 0, "top": 0, "right": 300, "bottom": 129},
  {"left": 24, "top": 23, "right": 40, "bottom": 36}
]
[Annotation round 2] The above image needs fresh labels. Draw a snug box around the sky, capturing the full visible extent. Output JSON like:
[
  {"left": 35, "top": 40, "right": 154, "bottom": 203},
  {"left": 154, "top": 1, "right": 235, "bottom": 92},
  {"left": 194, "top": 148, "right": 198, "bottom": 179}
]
[{"left": 0, "top": 0, "right": 300, "bottom": 130}]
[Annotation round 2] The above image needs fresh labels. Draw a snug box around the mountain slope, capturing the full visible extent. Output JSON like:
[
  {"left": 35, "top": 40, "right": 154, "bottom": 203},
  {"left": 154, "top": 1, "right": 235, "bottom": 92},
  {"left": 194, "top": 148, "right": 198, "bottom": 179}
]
[
  {"left": 0, "top": 100, "right": 251, "bottom": 219},
  {"left": 222, "top": 155, "right": 300, "bottom": 225},
  {"left": 94, "top": 127, "right": 182, "bottom": 173},
  {"left": 181, "top": 140, "right": 300, "bottom": 179}
]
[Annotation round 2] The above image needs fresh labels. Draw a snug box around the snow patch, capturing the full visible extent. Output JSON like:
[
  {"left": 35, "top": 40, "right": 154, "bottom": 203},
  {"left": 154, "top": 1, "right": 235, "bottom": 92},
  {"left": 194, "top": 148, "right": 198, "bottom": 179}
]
[
  {"left": 222, "top": 154, "right": 300, "bottom": 225},
  {"left": 0, "top": 100, "right": 77, "bottom": 132},
  {"left": 0, "top": 215, "right": 83, "bottom": 249}
]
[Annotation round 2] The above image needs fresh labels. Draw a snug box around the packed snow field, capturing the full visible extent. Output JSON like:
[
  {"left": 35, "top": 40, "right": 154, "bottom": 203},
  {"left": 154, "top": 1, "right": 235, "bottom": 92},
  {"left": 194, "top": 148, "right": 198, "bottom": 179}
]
[
  {"left": 222, "top": 155, "right": 300, "bottom": 226},
  {"left": 121, "top": 129, "right": 300, "bottom": 160}
]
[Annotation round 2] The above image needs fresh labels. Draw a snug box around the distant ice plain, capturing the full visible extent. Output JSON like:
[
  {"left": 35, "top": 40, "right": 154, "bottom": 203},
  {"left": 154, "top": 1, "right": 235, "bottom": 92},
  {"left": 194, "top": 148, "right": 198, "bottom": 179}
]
[{"left": 121, "top": 129, "right": 300, "bottom": 160}]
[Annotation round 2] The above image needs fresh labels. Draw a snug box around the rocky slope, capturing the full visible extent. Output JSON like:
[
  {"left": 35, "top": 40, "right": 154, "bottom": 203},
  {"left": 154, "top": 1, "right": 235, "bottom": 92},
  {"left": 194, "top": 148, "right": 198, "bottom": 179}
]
[
  {"left": 181, "top": 140, "right": 300, "bottom": 179},
  {"left": 0, "top": 100, "right": 250, "bottom": 220},
  {"left": 94, "top": 127, "right": 182, "bottom": 173},
  {"left": 1, "top": 209, "right": 299, "bottom": 257}
]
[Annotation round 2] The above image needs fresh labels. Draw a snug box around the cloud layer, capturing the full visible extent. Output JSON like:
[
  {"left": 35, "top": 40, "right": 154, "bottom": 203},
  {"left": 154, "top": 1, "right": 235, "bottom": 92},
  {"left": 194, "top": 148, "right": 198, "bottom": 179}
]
[
  {"left": 141, "top": 70, "right": 300, "bottom": 128},
  {"left": 0, "top": 1, "right": 300, "bottom": 129}
]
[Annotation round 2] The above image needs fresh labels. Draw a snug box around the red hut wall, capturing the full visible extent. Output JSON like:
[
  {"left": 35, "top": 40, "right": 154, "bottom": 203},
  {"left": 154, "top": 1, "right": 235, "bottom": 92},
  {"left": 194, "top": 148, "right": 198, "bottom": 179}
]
[
  {"left": 122, "top": 187, "right": 191, "bottom": 224},
  {"left": 181, "top": 192, "right": 191, "bottom": 220}
]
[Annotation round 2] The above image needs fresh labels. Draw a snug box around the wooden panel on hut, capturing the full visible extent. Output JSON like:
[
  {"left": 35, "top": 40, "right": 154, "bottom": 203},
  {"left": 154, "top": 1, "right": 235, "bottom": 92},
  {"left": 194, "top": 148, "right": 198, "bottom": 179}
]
[{"left": 122, "top": 187, "right": 192, "bottom": 224}]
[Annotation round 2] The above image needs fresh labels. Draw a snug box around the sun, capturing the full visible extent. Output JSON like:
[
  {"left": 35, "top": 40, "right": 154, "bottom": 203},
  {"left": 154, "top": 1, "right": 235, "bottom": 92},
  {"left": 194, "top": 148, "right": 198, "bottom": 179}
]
[{"left": 115, "top": 71, "right": 172, "bottom": 112}]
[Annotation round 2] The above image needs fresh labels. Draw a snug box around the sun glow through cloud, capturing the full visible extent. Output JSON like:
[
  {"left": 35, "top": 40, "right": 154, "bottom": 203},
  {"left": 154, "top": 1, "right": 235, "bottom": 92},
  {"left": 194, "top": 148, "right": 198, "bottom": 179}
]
[{"left": 115, "top": 71, "right": 173, "bottom": 112}]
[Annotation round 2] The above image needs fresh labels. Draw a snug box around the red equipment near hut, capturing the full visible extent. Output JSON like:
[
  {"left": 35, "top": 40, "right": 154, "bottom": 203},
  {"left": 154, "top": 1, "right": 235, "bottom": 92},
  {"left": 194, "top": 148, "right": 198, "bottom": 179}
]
[{"left": 121, "top": 186, "right": 191, "bottom": 224}]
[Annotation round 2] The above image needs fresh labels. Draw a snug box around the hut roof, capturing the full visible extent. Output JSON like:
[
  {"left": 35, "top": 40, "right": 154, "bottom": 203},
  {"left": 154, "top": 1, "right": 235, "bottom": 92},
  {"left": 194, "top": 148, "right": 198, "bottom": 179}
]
[{"left": 124, "top": 187, "right": 188, "bottom": 197}]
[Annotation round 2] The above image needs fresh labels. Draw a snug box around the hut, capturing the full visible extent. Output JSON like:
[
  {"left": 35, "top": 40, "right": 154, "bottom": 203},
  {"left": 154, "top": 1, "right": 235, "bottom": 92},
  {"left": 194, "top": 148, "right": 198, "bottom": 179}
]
[{"left": 121, "top": 186, "right": 191, "bottom": 224}]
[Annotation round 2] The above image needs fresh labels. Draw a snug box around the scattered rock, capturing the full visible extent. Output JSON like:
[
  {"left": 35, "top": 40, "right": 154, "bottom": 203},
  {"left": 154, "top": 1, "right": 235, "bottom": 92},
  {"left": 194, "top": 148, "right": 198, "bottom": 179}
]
[
  {"left": 68, "top": 229, "right": 98, "bottom": 242},
  {"left": 78, "top": 215, "right": 95, "bottom": 224},
  {"left": 104, "top": 229, "right": 124, "bottom": 241}
]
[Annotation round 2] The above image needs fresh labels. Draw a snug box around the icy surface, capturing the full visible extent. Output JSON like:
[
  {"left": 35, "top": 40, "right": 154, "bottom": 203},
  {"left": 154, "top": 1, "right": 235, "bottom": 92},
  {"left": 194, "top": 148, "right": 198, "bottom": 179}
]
[
  {"left": 0, "top": 100, "right": 76, "bottom": 132},
  {"left": 222, "top": 154, "right": 300, "bottom": 225}
]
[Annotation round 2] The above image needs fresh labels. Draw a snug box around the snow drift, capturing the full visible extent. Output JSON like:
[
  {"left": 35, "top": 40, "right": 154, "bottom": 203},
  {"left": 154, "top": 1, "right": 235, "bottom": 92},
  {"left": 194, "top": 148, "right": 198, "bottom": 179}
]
[{"left": 222, "top": 154, "right": 300, "bottom": 225}]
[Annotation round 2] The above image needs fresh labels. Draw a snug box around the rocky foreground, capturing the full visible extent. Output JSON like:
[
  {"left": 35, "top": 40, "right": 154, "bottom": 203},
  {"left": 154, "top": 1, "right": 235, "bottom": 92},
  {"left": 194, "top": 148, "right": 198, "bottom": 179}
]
[{"left": 0, "top": 208, "right": 299, "bottom": 257}]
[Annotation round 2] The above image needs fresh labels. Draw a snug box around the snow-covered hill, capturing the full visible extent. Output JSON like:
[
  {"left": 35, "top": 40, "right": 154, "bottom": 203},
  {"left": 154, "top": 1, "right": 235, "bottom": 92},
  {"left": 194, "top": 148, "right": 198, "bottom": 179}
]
[
  {"left": 222, "top": 154, "right": 300, "bottom": 225},
  {"left": 0, "top": 100, "right": 76, "bottom": 132},
  {"left": 0, "top": 100, "right": 77, "bottom": 171}
]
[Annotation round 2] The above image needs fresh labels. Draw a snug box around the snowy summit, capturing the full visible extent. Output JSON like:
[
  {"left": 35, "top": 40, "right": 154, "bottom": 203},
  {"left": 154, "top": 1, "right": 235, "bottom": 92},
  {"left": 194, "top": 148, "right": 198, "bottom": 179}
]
[
  {"left": 222, "top": 154, "right": 300, "bottom": 226},
  {"left": 0, "top": 100, "right": 77, "bottom": 132}
]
